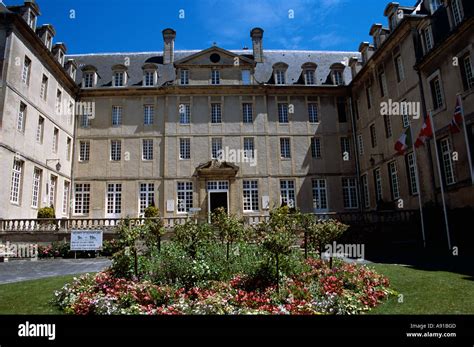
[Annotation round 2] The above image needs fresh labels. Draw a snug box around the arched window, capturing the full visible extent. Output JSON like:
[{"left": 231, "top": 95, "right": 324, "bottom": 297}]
[
  {"left": 273, "top": 62, "right": 288, "bottom": 85},
  {"left": 301, "top": 63, "right": 317, "bottom": 85},
  {"left": 142, "top": 63, "right": 158, "bottom": 87},
  {"left": 81, "top": 65, "right": 98, "bottom": 88},
  {"left": 330, "top": 63, "right": 345, "bottom": 86},
  {"left": 112, "top": 64, "right": 128, "bottom": 87}
]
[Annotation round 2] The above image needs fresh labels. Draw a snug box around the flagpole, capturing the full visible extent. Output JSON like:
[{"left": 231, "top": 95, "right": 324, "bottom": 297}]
[
  {"left": 428, "top": 111, "right": 452, "bottom": 250},
  {"left": 409, "top": 123, "right": 426, "bottom": 248},
  {"left": 457, "top": 93, "right": 474, "bottom": 185}
]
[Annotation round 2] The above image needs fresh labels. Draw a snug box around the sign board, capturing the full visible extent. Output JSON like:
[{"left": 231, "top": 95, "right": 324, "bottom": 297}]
[
  {"left": 70, "top": 230, "right": 103, "bottom": 251},
  {"left": 166, "top": 199, "right": 175, "bottom": 212}
]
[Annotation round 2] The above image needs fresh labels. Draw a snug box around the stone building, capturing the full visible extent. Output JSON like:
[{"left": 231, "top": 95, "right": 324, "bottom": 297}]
[
  {"left": 0, "top": 0, "right": 472, "bottom": 221},
  {"left": 0, "top": 0, "right": 78, "bottom": 219}
]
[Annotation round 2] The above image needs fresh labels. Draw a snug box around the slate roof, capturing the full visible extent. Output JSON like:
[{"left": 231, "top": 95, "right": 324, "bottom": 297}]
[{"left": 67, "top": 49, "right": 359, "bottom": 88}]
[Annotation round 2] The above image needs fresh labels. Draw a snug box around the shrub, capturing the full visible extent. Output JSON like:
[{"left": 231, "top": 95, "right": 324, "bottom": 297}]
[
  {"left": 173, "top": 220, "right": 215, "bottom": 259},
  {"left": 37, "top": 206, "right": 56, "bottom": 219},
  {"left": 211, "top": 207, "right": 245, "bottom": 260}
]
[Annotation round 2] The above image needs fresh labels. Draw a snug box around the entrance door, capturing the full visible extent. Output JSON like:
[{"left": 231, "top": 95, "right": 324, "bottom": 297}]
[{"left": 209, "top": 192, "right": 228, "bottom": 214}]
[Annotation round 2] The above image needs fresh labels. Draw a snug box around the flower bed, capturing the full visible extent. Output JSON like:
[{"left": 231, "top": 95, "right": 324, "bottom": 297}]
[{"left": 53, "top": 258, "right": 395, "bottom": 315}]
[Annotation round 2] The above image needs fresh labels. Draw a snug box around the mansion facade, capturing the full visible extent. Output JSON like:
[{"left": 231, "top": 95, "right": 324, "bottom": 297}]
[{"left": 0, "top": 0, "right": 473, "bottom": 221}]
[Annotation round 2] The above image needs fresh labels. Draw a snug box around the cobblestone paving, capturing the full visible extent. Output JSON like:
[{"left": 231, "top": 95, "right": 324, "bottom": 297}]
[{"left": 0, "top": 258, "right": 111, "bottom": 284}]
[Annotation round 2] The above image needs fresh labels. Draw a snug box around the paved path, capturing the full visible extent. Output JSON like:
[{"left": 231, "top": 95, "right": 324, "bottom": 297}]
[{"left": 0, "top": 258, "right": 111, "bottom": 284}]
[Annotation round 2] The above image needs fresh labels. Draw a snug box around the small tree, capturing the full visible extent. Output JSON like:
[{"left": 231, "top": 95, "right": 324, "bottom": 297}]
[
  {"left": 211, "top": 207, "right": 245, "bottom": 261},
  {"left": 144, "top": 206, "right": 165, "bottom": 252},
  {"left": 173, "top": 220, "right": 215, "bottom": 259},
  {"left": 306, "top": 218, "right": 349, "bottom": 267},
  {"left": 256, "top": 206, "right": 298, "bottom": 293}
]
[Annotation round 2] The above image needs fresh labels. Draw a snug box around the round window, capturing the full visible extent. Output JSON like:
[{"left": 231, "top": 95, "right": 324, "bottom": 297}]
[{"left": 210, "top": 53, "right": 221, "bottom": 63}]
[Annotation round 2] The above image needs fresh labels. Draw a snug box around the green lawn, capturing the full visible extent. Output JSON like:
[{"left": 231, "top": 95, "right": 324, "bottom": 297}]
[
  {"left": 0, "top": 265, "right": 472, "bottom": 314},
  {"left": 369, "top": 264, "right": 474, "bottom": 314},
  {"left": 0, "top": 275, "right": 76, "bottom": 314}
]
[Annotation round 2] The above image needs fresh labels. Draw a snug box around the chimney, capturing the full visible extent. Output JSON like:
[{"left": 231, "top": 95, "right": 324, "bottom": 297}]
[
  {"left": 250, "top": 27, "right": 264, "bottom": 63},
  {"left": 162, "top": 28, "right": 176, "bottom": 64}
]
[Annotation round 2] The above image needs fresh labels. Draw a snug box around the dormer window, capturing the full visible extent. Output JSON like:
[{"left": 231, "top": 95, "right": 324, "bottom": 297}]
[
  {"left": 45, "top": 33, "right": 52, "bottom": 50},
  {"left": 142, "top": 63, "right": 158, "bottom": 87},
  {"left": 389, "top": 14, "right": 397, "bottom": 30},
  {"left": 27, "top": 10, "right": 37, "bottom": 30},
  {"left": 114, "top": 71, "right": 124, "bottom": 87},
  {"left": 301, "top": 63, "right": 317, "bottom": 85},
  {"left": 330, "top": 64, "right": 345, "bottom": 86},
  {"left": 451, "top": 0, "right": 464, "bottom": 27},
  {"left": 58, "top": 51, "right": 64, "bottom": 66},
  {"left": 112, "top": 65, "right": 128, "bottom": 87},
  {"left": 430, "top": 0, "right": 443, "bottom": 14},
  {"left": 276, "top": 70, "right": 286, "bottom": 85},
  {"left": 211, "top": 69, "right": 220, "bottom": 85},
  {"left": 84, "top": 73, "right": 94, "bottom": 88},
  {"left": 422, "top": 25, "right": 434, "bottom": 53},
  {"left": 70, "top": 65, "right": 76, "bottom": 80},
  {"left": 180, "top": 69, "right": 189, "bottom": 85}
]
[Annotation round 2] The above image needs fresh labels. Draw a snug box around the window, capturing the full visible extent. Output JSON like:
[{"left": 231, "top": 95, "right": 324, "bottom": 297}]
[
  {"left": 17, "top": 102, "right": 27, "bottom": 132},
  {"left": 340, "top": 137, "right": 350, "bottom": 160},
  {"left": 179, "top": 138, "right": 191, "bottom": 160},
  {"left": 107, "top": 183, "right": 122, "bottom": 215},
  {"left": 430, "top": 0, "right": 442, "bottom": 13},
  {"left": 389, "top": 14, "right": 397, "bottom": 30},
  {"left": 242, "top": 103, "right": 253, "bottom": 123},
  {"left": 460, "top": 54, "right": 473, "bottom": 91},
  {"left": 74, "top": 184, "right": 90, "bottom": 214},
  {"left": 211, "top": 69, "right": 220, "bottom": 85},
  {"left": 56, "top": 90, "right": 62, "bottom": 115},
  {"left": 144, "top": 105, "right": 154, "bottom": 125},
  {"left": 243, "top": 180, "right": 259, "bottom": 212},
  {"left": 62, "top": 182, "right": 70, "bottom": 215},
  {"left": 83, "top": 72, "right": 94, "bottom": 88},
  {"left": 52, "top": 128, "right": 59, "bottom": 153},
  {"left": 31, "top": 168, "right": 42, "bottom": 208},
  {"left": 211, "top": 138, "right": 222, "bottom": 159},
  {"left": 81, "top": 113, "right": 91, "bottom": 128},
  {"left": 370, "top": 124, "right": 377, "bottom": 148},
  {"left": 280, "top": 138, "right": 291, "bottom": 159},
  {"left": 278, "top": 103, "right": 289, "bottom": 123},
  {"left": 79, "top": 141, "right": 90, "bottom": 162},
  {"left": 110, "top": 140, "right": 121, "bottom": 161},
  {"left": 280, "top": 180, "right": 295, "bottom": 208},
  {"left": 395, "top": 55, "right": 405, "bottom": 82},
  {"left": 144, "top": 71, "right": 155, "bottom": 86},
  {"left": 33, "top": 116, "right": 44, "bottom": 144},
  {"left": 342, "top": 177, "right": 358, "bottom": 209},
  {"left": 243, "top": 137, "right": 255, "bottom": 159},
  {"left": 311, "top": 137, "right": 322, "bottom": 159},
  {"left": 429, "top": 75, "right": 444, "bottom": 110},
  {"left": 305, "top": 69, "right": 316, "bottom": 85},
  {"left": 333, "top": 70, "right": 344, "bottom": 85},
  {"left": 452, "top": 0, "right": 463, "bottom": 26},
  {"left": 275, "top": 70, "right": 286, "bottom": 85},
  {"left": 179, "top": 103, "right": 191, "bottom": 124},
  {"left": 388, "top": 161, "right": 400, "bottom": 200},
  {"left": 113, "top": 71, "right": 125, "bottom": 87},
  {"left": 406, "top": 152, "right": 419, "bottom": 195},
  {"left": 366, "top": 86, "right": 373, "bottom": 109},
  {"left": 373, "top": 168, "right": 383, "bottom": 202},
  {"left": 180, "top": 69, "right": 189, "bottom": 85},
  {"left": 312, "top": 179, "right": 328, "bottom": 211},
  {"left": 66, "top": 137, "right": 72, "bottom": 160},
  {"left": 357, "top": 134, "right": 364, "bottom": 155},
  {"left": 68, "top": 102, "right": 74, "bottom": 125},
  {"left": 378, "top": 71, "right": 388, "bottom": 97},
  {"left": 10, "top": 160, "right": 23, "bottom": 204},
  {"left": 337, "top": 97, "right": 347, "bottom": 122},
  {"left": 384, "top": 114, "right": 393, "bottom": 138},
  {"left": 45, "top": 33, "right": 52, "bottom": 50},
  {"left": 22, "top": 56, "right": 31, "bottom": 84},
  {"left": 402, "top": 102, "right": 410, "bottom": 128},
  {"left": 242, "top": 70, "right": 251, "bottom": 85},
  {"left": 177, "top": 182, "right": 193, "bottom": 213},
  {"left": 142, "top": 139, "right": 154, "bottom": 160},
  {"left": 40, "top": 75, "right": 48, "bottom": 100},
  {"left": 440, "top": 137, "right": 456, "bottom": 185},
  {"left": 211, "top": 103, "right": 222, "bottom": 123},
  {"left": 423, "top": 26, "right": 434, "bottom": 53},
  {"left": 112, "top": 106, "right": 122, "bottom": 126},
  {"left": 361, "top": 174, "right": 370, "bottom": 209},
  {"left": 308, "top": 103, "right": 319, "bottom": 123},
  {"left": 139, "top": 183, "right": 155, "bottom": 214},
  {"left": 49, "top": 175, "right": 57, "bottom": 207},
  {"left": 28, "top": 10, "right": 37, "bottom": 29}
]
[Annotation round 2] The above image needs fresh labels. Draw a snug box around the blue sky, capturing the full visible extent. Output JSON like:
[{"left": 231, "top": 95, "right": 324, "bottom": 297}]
[{"left": 4, "top": 0, "right": 395, "bottom": 54}]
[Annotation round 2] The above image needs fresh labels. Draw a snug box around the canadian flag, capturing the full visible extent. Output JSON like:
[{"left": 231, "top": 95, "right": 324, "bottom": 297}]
[
  {"left": 415, "top": 116, "right": 433, "bottom": 148},
  {"left": 449, "top": 96, "right": 463, "bottom": 134}
]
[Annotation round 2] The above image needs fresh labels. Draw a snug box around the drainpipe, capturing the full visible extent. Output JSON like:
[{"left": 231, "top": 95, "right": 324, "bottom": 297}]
[{"left": 348, "top": 95, "right": 363, "bottom": 212}]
